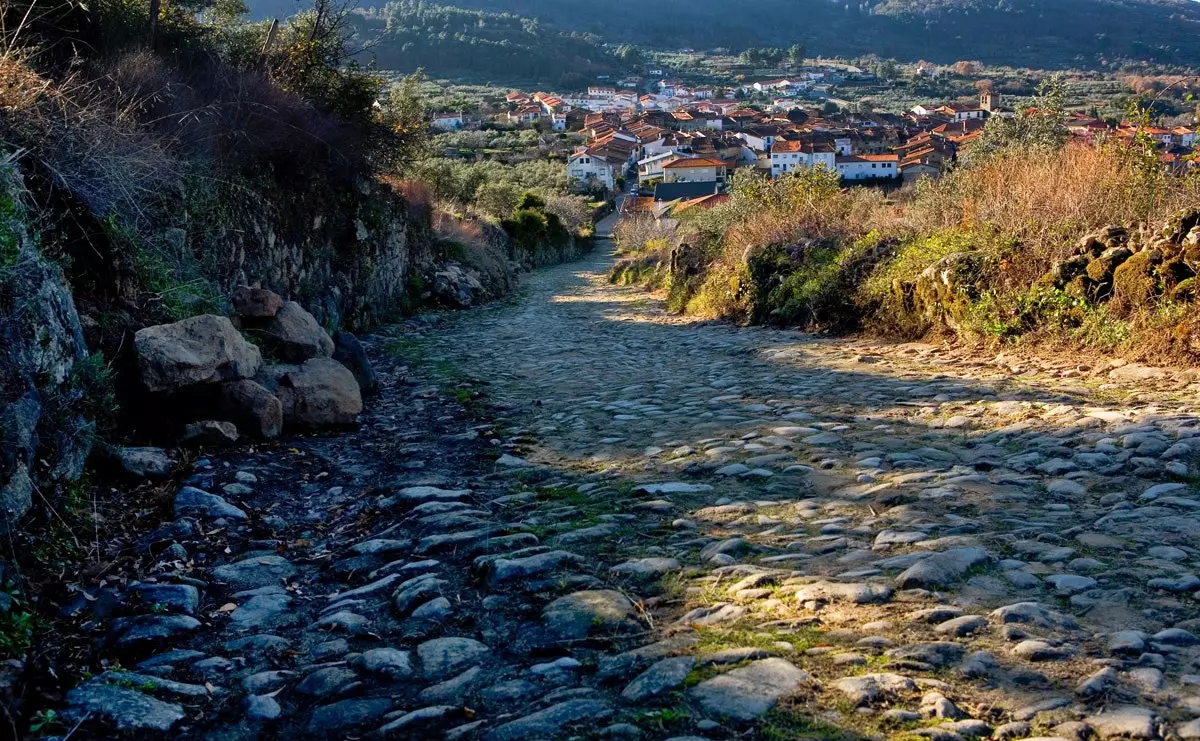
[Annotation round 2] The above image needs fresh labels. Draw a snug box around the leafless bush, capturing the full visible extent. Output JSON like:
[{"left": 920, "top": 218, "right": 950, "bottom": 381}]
[
  {"left": 543, "top": 193, "right": 590, "bottom": 235},
  {"left": 613, "top": 214, "right": 677, "bottom": 254}
]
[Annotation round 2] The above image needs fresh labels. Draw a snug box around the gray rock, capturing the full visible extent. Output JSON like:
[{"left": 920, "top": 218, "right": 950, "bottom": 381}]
[
  {"left": 419, "top": 666, "right": 483, "bottom": 704},
  {"left": 211, "top": 555, "right": 296, "bottom": 590},
  {"left": 114, "top": 447, "right": 175, "bottom": 479},
  {"left": 1012, "top": 640, "right": 1073, "bottom": 661},
  {"left": 129, "top": 583, "right": 200, "bottom": 615},
  {"left": 989, "top": 602, "right": 1077, "bottom": 630},
  {"left": 483, "top": 699, "right": 613, "bottom": 741},
  {"left": 314, "top": 611, "right": 370, "bottom": 634},
  {"left": 996, "top": 722, "right": 1032, "bottom": 740},
  {"left": 1046, "top": 574, "right": 1097, "bottom": 595},
  {"left": 1077, "top": 667, "right": 1118, "bottom": 697},
  {"left": 244, "top": 694, "right": 282, "bottom": 721},
  {"left": 181, "top": 420, "right": 240, "bottom": 446},
  {"left": 596, "top": 636, "right": 700, "bottom": 680},
  {"left": 541, "top": 590, "right": 638, "bottom": 640},
  {"left": 374, "top": 705, "right": 463, "bottom": 736},
  {"left": 886, "top": 642, "right": 966, "bottom": 668},
  {"left": 175, "top": 486, "right": 248, "bottom": 521},
  {"left": 1179, "top": 719, "right": 1200, "bottom": 740},
  {"left": 686, "top": 658, "right": 811, "bottom": 720},
  {"left": 700, "top": 537, "right": 753, "bottom": 562},
  {"left": 1152, "top": 628, "right": 1200, "bottom": 646},
  {"left": 217, "top": 379, "right": 284, "bottom": 439},
  {"left": 1108, "top": 631, "right": 1148, "bottom": 655},
  {"left": 308, "top": 698, "right": 393, "bottom": 733},
  {"left": 412, "top": 596, "right": 453, "bottom": 621},
  {"left": 610, "top": 558, "right": 681, "bottom": 580},
  {"left": 242, "top": 670, "right": 293, "bottom": 694},
  {"left": 1085, "top": 706, "right": 1156, "bottom": 739},
  {"left": 263, "top": 301, "right": 334, "bottom": 362},
  {"left": 332, "top": 330, "right": 379, "bottom": 395},
  {"left": 226, "top": 634, "right": 291, "bottom": 655},
  {"left": 418, "top": 637, "right": 491, "bottom": 679},
  {"left": 354, "top": 647, "right": 414, "bottom": 679},
  {"left": 135, "top": 314, "right": 261, "bottom": 392},
  {"left": 262, "top": 358, "right": 362, "bottom": 429},
  {"left": 935, "top": 615, "right": 987, "bottom": 637},
  {"left": 64, "top": 683, "right": 186, "bottom": 731},
  {"left": 793, "top": 581, "right": 893, "bottom": 604},
  {"left": 295, "top": 666, "right": 358, "bottom": 697},
  {"left": 832, "top": 673, "right": 916, "bottom": 705},
  {"left": 486, "top": 550, "right": 584, "bottom": 586},
  {"left": 108, "top": 614, "right": 201, "bottom": 652},
  {"left": 621, "top": 656, "right": 695, "bottom": 702},
  {"left": 1012, "top": 697, "right": 1072, "bottom": 721},
  {"left": 231, "top": 286, "right": 284, "bottom": 318},
  {"left": 895, "top": 547, "right": 988, "bottom": 589}
]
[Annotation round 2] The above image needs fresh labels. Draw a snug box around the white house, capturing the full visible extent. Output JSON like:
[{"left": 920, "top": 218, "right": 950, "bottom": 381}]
[
  {"left": 1175, "top": 126, "right": 1198, "bottom": 148},
  {"left": 551, "top": 114, "right": 568, "bottom": 132},
  {"left": 937, "top": 104, "right": 987, "bottom": 121},
  {"left": 770, "top": 139, "right": 836, "bottom": 177},
  {"left": 835, "top": 154, "right": 900, "bottom": 180},
  {"left": 911, "top": 104, "right": 939, "bottom": 116},
  {"left": 588, "top": 86, "right": 616, "bottom": 98},
  {"left": 431, "top": 113, "right": 464, "bottom": 131},
  {"left": 737, "top": 126, "right": 781, "bottom": 154},
  {"left": 568, "top": 148, "right": 619, "bottom": 191},
  {"left": 637, "top": 151, "right": 688, "bottom": 185}
]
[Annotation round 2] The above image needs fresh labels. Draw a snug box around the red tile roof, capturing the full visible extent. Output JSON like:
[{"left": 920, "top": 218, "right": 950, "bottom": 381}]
[{"left": 663, "top": 157, "right": 726, "bottom": 169}]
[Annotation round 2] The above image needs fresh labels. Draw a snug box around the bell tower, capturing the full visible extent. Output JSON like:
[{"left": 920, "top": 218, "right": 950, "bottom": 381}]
[{"left": 981, "top": 88, "right": 1001, "bottom": 112}]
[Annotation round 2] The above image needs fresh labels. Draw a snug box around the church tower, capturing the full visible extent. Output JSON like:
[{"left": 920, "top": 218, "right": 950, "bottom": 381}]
[{"left": 981, "top": 88, "right": 1001, "bottom": 113}]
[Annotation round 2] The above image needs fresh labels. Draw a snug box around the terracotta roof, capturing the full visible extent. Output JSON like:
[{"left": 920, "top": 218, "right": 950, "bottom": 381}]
[
  {"left": 663, "top": 157, "right": 726, "bottom": 169},
  {"left": 621, "top": 196, "right": 655, "bottom": 214},
  {"left": 672, "top": 193, "right": 729, "bottom": 213}
]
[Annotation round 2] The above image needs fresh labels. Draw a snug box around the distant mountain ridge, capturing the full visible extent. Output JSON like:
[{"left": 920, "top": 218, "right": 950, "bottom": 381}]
[{"left": 242, "top": 0, "right": 1200, "bottom": 70}]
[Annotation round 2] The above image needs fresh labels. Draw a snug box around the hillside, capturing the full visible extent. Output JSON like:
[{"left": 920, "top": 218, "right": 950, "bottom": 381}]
[
  {"left": 374, "top": 0, "right": 1200, "bottom": 70},
  {"left": 350, "top": 1, "right": 618, "bottom": 85},
  {"left": 245, "top": 0, "right": 619, "bottom": 85}
]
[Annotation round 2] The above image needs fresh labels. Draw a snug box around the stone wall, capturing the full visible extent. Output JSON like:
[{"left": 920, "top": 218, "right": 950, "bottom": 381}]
[{"left": 212, "top": 178, "right": 436, "bottom": 333}]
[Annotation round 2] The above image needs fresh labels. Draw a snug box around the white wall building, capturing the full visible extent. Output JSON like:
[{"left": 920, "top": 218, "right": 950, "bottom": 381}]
[
  {"left": 568, "top": 150, "right": 618, "bottom": 190},
  {"left": 431, "top": 113, "right": 464, "bottom": 131},
  {"left": 835, "top": 154, "right": 900, "bottom": 180}
]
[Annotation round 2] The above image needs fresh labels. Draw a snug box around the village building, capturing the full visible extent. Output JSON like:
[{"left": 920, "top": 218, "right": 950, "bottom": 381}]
[
  {"left": 662, "top": 157, "right": 727, "bottom": 184},
  {"left": 835, "top": 153, "right": 900, "bottom": 181},
  {"left": 431, "top": 113, "right": 465, "bottom": 131},
  {"left": 770, "top": 139, "right": 836, "bottom": 177}
]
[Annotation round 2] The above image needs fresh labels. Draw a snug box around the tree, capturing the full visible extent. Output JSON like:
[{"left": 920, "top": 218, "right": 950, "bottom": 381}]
[
  {"left": 614, "top": 44, "right": 643, "bottom": 66},
  {"left": 788, "top": 44, "right": 806, "bottom": 63},
  {"left": 379, "top": 70, "right": 434, "bottom": 172},
  {"left": 973, "top": 75, "right": 1069, "bottom": 160}
]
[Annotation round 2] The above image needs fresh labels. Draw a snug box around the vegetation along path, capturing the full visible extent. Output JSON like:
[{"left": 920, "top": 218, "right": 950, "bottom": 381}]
[{"left": 61, "top": 245, "right": 1200, "bottom": 740}]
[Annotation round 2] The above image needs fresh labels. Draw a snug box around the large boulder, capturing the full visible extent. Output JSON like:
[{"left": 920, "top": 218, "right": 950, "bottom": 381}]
[
  {"left": 216, "top": 379, "right": 283, "bottom": 439},
  {"left": 261, "top": 301, "right": 334, "bottom": 363},
  {"left": 914, "top": 252, "right": 987, "bottom": 325},
  {"left": 332, "top": 331, "right": 379, "bottom": 396},
  {"left": 134, "top": 315, "right": 261, "bottom": 393},
  {"left": 1111, "top": 249, "right": 1162, "bottom": 312},
  {"left": 231, "top": 286, "right": 284, "bottom": 318},
  {"left": 260, "top": 358, "right": 362, "bottom": 429}
]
